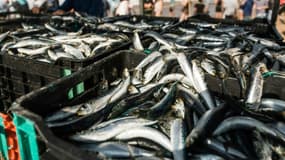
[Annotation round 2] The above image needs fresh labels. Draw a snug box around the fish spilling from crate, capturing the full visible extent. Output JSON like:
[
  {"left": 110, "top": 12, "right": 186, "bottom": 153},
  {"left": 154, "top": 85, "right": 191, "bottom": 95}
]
[{"left": 42, "top": 24, "right": 285, "bottom": 160}]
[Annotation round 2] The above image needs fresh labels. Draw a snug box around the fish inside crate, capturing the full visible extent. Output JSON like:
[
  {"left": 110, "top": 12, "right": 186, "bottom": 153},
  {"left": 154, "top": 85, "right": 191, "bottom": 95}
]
[{"left": 10, "top": 20, "right": 285, "bottom": 160}]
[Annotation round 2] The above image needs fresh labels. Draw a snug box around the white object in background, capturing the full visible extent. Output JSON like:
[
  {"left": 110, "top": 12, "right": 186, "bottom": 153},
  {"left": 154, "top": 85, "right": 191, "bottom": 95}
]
[
  {"left": 0, "top": 0, "right": 8, "bottom": 12},
  {"left": 26, "top": 0, "right": 47, "bottom": 9},
  {"left": 116, "top": 0, "right": 131, "bottom": 15},
  {"left": 58, "top": 0, "right": 64, "bottom": 5}
]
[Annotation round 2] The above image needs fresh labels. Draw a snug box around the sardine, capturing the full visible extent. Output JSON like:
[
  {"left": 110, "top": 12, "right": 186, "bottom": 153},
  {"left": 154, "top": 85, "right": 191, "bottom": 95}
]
[
  {"left": 69, "top": 117, "right": 156, "bottom": 142},
  {"left": 63, "top": 44, "right": 85, "bottom": 59},
  {"left": 9, "top": 39, "right": 50, "bottom": 48},
  {"left": 189, "top": 154, "right": 225, "bottom": 160},
  {"left": 0, "top": 31, "right": 9, "bottom": 43},
  {"left": 171, "top": 119, "right": 186, "bottom": 160},
  {"left": 17, "top": 46, "right": 50, "bottom": 56},
  {"left": 175, "top": 52, "right": 196, "bottom": 90},
  {"left": 133, "top": 30, "right": 144, "bottom": 51},
  {"left": 148, "top": 83, "right": 176, "bottom": 117},
  {"left": 246, "top": 63, "right": 264, "bottom": 108},
  {"left": 79, "top": 142, "right": 155, "bottom": 158},
  {"left": 192, "top": 60, "right": 216, "bottom": 109},
  {"left": 158, "top": 73, "right": 193, "bottom": 88},
  {"left": 115, "top": 127, "right": 173, "bottom": 152},
  {"left": 201, "top": 59, "right": 216, "bottom": 76},
  {"left": 186, "top": 105, "right": 226, "bottom": 147},
  {"left": 213, "top": 116, "right": 285, "bottom": 144},
  {"left": 76, "top": 68, "right": 130, "bottom": 116}
]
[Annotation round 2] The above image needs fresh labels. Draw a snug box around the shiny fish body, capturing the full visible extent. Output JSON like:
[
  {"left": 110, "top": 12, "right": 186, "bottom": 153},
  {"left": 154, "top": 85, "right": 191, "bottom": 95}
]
[
  {"left": 213, "top": 116, "right": 285, "bottom": 144},
  {"left": 80, "top": 142, "right": 155, "bottom": 158},
  {"left": 190, "top": 154, "right": 225, "bottom": 160},
  {"left": 17, "top": 46, "right": 50, "bottom": 56},
  {"left": 246, "top": 63, "right": 264, "bottom": 108},
  {"left": 171, "top": 119, "right": 185, "bottom": 160},
  {"left": 69, "top": 117, "right": 156, "bottom": 142},
  {"left": 201, "top": 59, "right": 216, "bottom": 76},
  {"left": 158, "top": 73, "right": 193, "bottom": 89},
  {"left": 47, "top": 50, "right": 58, "bottom": 61},
  {"left": 133, "top": 31, "right": 144, "bottom": 51},
  {"left": 9, "top": 39, "right": 50, "bottom": 48},
  {"left": 45, "top": 104, "right": 82, "bottom": 122},
  {"left": 0, "top": 31, "right": 9, "bottom": 43},
  {"left": 77, "top": 69, "right": 130, "bottom": 116},
  {"left": 63, "top": 44, "right": 85, "bottom": 59},
  {"left": 115, "top": 127, "right": 173, "bottom": 152},
  {"left": 148, "top": 83, "right": 176, "bottom": 117},
  {"left": 145, "top": 31, "right": 174, "bottom": 49},
  {"left": 192, "top": 60, "right": 216, "bottom": 109},
  {"left": 175, "top": 52, "right": 196, "bottom": 90},
  {"left": 143, "top": 57, "right": 166, "bottom": 84}
]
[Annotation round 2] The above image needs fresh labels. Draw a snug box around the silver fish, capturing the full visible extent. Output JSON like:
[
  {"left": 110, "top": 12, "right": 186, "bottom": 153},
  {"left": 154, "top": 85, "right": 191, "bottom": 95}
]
[
  {"left": 17, "top": 46, "right": 50, "bottom": 56},
  {"left": 63, "top": 44, "right": 85, "bottom": 59},
  {"left": 158, "top": 73, "right": 193, "bottom": 89},
  {"left": 247, "top": 34, "right": 280, "bottom": 49},
  {"left": 0, "top": 31, "right": 9, "bottom": 43},
  {"left": 79, "top": 42, "right": 91, "bottom": 57},
  {"left": 115, "top": 126, "right": 173, "bottom": 152},
  {"left": 45, "top": 23, "right": 83, "bottom": 36},
  {"left": 175, "top": 52, "right": 196, "bottom": 91},
  {"left": 178, "top": 27, "right": 197, "bottom": 34},
  {"left": 190, "top": 154, "right": 225, "bottom": 160},
  {"left": 145, "top": 31, "right": 174, "bottom": 49},
  {"left": 45, "top": 104, "right": 82, "bottom": 122},
  {"left": 246, "top": 63, "right": 264, "bottom": 108},
  {"left": 201, "top": 59, "right": 216, "bottom": 76},
  {"left": 70, "top": 117, "right": 156, "bottom": 142},
  {"left": 143, "top": 57, "right": 165, "bottom": 84},
  {"left": 47, "top": 50, "right": 58, "bottom": 61},
  {"left": 77, "top": 68, "right": 130, "bottom": 116},
  {"left": 9, "top": 39, "right": 50, "bottom": 48},
  {"left": 56, "top": 52, "right": 75, "bottom": 59},
  {"left": 133, "top": 30, "right": 144, "bottom": 51},
  {"left": 171, "top": 119, "right": 186, "bottom": 160},
  {"left": 79, "top": 142, "right": 155, "bottom": 158}
]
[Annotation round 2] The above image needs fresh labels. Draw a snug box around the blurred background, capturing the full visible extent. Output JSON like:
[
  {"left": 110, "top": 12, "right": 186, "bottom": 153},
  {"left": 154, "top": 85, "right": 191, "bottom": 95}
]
[{"left": 0, "top": 0, "right": 277, "bottom": 19}]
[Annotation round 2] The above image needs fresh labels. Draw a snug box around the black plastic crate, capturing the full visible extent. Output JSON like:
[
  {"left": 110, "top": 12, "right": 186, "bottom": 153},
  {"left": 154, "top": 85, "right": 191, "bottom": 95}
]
[
  {"left": 0, "top": 12, "right": 50, "bottom": 32},
  {"left": 0, "top": 33, "right": 132, "bottom": 110},
  {"left": 205, "top": 74, "right": 285, "bottom": 100},
  {"left": 0, "top": 13, "right": 181, "bottom": 109},
  {"left": 0, "top": 14, "right": 162, "bottom": 109},
  {"left": 8, "top": 50, "right": 146, "bottom": 160},
  {"left": 168, "top": 15, "right": 280, "bottom": 40}
]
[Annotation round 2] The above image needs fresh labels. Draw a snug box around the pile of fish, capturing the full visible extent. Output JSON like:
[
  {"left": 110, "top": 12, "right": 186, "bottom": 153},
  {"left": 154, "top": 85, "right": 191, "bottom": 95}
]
[
  {"left": 0, "top": 13, "right": 168, "bottom": 63},
  {"left": 43, "top": 22, "right": 285, "bottom": 160},
  {"left": 98, "top": 17, "right": 176, "bottom": 33},
  {"left": 0, "top": 18, "right": 129, "bottom": 62}
]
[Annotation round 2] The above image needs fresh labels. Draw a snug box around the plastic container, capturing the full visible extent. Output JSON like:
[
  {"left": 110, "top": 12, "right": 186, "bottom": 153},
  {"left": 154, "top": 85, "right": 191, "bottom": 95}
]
[
  {"left": 0, "top": 12, "right": 49, "bottom": 32},
  {"left": 9, "top": 50, "right": 146, "bottom": 160},
  {"left": 205, "top": 74, "right": 285, "bottom": 100},
  {"left": 0, "top": 113, "right": 20, "bottom": 160},
  {"left": 0, "top": 14, "right": 180, "bottom": 110},
  {"left": 0, "top": 30, "right": 132, "bottom": 110}
]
